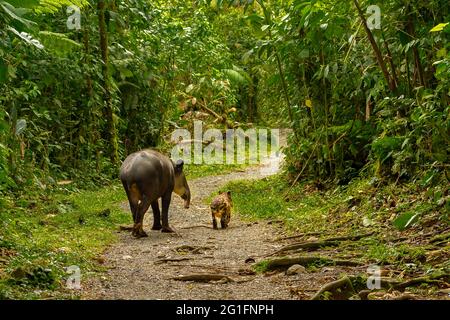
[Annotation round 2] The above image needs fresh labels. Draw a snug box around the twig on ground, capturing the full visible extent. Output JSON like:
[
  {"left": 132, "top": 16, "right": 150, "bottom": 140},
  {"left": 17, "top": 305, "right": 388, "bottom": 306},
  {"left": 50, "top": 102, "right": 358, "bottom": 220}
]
[{"left": 171, "top": 274, "right": 234, "bottom": 283}]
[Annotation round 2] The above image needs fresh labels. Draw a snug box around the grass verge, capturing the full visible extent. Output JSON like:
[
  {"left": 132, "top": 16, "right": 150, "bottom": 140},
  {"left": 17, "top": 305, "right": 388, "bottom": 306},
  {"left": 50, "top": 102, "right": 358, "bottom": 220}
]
[
  {"left": 224, "top": 175, "right": 449, "bottom": 274},
  {"left": 0, "top": 183, "right": 129, "bottom": 299},
  {"left": 0, "top": 161, "right": 249, "bottom": 299}
]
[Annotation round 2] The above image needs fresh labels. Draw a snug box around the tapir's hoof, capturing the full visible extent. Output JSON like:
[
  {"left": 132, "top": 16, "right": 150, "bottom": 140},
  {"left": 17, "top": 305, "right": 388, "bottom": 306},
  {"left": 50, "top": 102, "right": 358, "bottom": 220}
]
[
  {"left": 136, "top": 231, "right": 148, "bottom": 238},
  {"left": 161, "top": 227, "right": 175, "bottom": 233},
  {"left": 152, "top": 224, "right": 163, "bottom": 231},
  {"left": 132, "top": 230, "right": 148, "bottom": 238}
]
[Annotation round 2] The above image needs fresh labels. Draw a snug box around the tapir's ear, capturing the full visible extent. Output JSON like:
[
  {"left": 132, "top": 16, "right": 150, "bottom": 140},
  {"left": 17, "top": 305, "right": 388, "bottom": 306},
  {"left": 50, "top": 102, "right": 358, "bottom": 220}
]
[
  {"left": 227, "top": 191, "right": 231, "bottom": 197},
  {"left": 175, "top": 159, "right": 184, "bottom": 173}
]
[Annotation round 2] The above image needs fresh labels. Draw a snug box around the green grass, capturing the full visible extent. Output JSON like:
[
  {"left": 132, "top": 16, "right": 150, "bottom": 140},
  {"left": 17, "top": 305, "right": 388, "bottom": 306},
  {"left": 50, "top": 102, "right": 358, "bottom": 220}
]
[
  {"left": 0, "top": 161, "right": 251, "bottom": 299},
  {"left": 224, "top": 175, "right": 448, "bottom": 234},
  {"left": 0, "top": 183, "right": 130, "bottom": 299},
  {"left": 222, "top": 174, "right": 448, "bottom": 276},
  {"left": 185, "top": 163, "right": 247, "bottom": 179},
  {"left": 223, "top": 175, "right": 346, "bottom": 233}
]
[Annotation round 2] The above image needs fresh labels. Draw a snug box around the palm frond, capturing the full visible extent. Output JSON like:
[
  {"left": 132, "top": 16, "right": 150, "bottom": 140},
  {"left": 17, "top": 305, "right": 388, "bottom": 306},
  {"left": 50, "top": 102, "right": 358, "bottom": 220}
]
[
  {"left": 35, "top": 0, "right": 89, "bottom": 13},
  {"left": 222, "top": 65, "right": 253, "bottom": 86}
]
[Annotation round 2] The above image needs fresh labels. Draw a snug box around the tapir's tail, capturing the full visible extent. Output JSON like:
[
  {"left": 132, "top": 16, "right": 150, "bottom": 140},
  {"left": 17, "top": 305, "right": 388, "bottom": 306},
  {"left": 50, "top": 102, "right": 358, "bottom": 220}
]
[{"left": 126, "top": 182, "right": 143, "bottom": 223}]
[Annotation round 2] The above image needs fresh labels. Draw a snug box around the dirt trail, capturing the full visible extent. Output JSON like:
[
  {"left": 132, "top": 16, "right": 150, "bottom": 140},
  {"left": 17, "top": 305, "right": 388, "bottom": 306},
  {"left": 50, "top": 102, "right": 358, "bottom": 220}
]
[{"left": 82, "top": 154, "right": 306, "bottom": 300}]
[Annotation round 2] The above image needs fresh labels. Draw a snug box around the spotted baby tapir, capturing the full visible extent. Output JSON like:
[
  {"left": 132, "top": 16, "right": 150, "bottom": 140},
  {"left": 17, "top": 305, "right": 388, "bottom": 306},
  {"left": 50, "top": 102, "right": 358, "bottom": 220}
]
[{"left": 210, "top": 191, "right": 232, "bottom": 229}]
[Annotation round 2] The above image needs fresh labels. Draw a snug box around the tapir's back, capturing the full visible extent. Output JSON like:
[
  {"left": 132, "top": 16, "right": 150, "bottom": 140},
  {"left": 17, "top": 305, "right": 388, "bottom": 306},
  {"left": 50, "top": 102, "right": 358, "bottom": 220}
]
[{"left": 120, "top": 149, "right": 175, "bottom": 199}]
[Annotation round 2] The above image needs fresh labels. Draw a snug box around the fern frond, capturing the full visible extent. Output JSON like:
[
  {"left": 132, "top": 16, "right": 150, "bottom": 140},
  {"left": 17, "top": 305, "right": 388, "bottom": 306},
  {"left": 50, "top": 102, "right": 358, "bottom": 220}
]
[
  {"left": 38, "top": 31, "right": 81, "bottom": 55},
  {"left": 36, "top": 0, "right": 89, "bottom": 13}
]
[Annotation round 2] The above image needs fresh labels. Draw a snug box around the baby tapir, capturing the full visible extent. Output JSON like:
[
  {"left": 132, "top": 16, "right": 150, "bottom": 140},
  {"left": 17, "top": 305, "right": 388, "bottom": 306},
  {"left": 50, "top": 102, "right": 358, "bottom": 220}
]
[
  {"left": 210, "top": 191, "right": 232, "bottom": 229},
  {"left": 119, "top": 149, "right": 191, "bottom": 238}
]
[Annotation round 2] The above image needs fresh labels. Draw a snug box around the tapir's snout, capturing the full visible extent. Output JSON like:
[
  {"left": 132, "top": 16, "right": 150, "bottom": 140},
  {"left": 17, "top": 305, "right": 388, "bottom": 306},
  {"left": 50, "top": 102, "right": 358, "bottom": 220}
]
[
  {"left": 174, "top": 159, "right": 191, "bottom": 209},
  {"left": 182, "top": 190, "right": 191, "bottom": 209}
]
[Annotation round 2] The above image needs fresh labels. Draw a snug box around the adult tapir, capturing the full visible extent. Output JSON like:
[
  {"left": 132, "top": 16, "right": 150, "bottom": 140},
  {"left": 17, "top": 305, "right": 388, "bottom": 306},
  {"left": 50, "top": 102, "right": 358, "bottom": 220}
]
[{"left": 119, "top": 149, "right": 191, "bottom": 238}]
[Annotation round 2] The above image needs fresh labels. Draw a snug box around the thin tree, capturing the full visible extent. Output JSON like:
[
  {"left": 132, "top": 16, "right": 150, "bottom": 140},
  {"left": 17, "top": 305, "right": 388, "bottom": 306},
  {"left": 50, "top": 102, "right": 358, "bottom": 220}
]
[{"left": 98, "top": 0, "right": 119, "bottom": 164}]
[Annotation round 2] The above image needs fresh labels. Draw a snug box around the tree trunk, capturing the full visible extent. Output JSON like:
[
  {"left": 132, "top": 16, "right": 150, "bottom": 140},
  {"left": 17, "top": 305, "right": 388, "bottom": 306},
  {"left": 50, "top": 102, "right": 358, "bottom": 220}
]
[
  {"left": 406, "top": 9, "right": 426, "bottom": 88},
  {"left": 98, "top": 0, "right": 118, "bottom": 164},
  {"left": 353, "top": 0, "right": 396, "bottom": 93}
]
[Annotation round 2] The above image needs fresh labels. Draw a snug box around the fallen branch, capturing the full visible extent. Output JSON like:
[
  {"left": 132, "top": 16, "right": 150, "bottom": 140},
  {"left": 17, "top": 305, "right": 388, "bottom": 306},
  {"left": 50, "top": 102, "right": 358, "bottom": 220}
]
[
  {"left": 171, "top": 274, "right": 234, "bottom": 283},
  {"left": 173, "top": 245, "right": 213, "bottom": 254},
  {"left": 154, "top": 257, "right": 192, "bottom": 265},
  {"left": 200, "top": 102, "right": 235, "bottom": 129},
  {"left": 180, "top": 224, "right": 211, "bottom": 230},
  {"left": 311, "top": 276, "right": 355, "bottom": 300}
]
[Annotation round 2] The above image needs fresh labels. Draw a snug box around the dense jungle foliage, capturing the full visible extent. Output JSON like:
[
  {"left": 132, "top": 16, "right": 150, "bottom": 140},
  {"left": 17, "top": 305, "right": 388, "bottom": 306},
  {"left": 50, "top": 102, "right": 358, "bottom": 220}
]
[
  {"left": 0, "top": 0, "right": 448, "bottom": 301},
  {"left": 0, "top": 0, "right": 448, "bottom": 193}
]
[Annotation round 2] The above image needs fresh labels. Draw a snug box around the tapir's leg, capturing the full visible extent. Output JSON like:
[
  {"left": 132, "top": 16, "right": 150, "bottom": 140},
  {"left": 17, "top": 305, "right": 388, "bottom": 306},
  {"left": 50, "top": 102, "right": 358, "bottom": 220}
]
[
  {"left": 122, "top": 181, "right": 138, "bottom": 224},
  {"left": 151, "top": 200, "right": 162, "bottom": 230},
  {"left": 161, "top": 192, "right": 174, "bottom": 233},
  {"left": 133, "top": 195, "right": 151, "bottom": 238}
]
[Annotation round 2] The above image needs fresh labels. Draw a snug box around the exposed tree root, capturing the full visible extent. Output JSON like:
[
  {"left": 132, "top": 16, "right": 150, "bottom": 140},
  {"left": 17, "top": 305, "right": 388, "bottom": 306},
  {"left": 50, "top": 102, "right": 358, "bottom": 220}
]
[
  {"left": 270, "top": 232, "right": 375, "bottom": 255},
  {"left": 311, "top": 276, "right": 355, "bottom": 300},
  {"left": 322, "top": 232, "right": 375, "bottom": 242},
  {"left": 393, "top": 273, "right": 449, "bottom": 290},
  {"left": 353, "top": 273, "right": 450, "bottom": 300},
  {"left": 391, "top": 293, "right": 417, "bottom": 300},
  {"left": 270, "top": 240, "right": 340, "bottom": 255},
  {"left": 430, "top": 231, "right": 450, "bottom": 244},
  {"left": 313, "top": 272, "right": 449, "bottom": 300},
  {"left": 263, "top": 256, "right": 363, "bottom": 271},
  {"left": 273, "top": 232, "right": 322, "bottom": 242},
  {"left": 171, "top": 274, "right": 234, "bottom": 283}
]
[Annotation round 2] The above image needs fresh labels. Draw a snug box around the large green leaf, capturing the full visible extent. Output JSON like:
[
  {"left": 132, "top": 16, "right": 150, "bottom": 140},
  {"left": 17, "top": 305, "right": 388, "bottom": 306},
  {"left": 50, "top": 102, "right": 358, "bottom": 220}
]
[
  {"left": 430, "top": 23, "right": 449, "bottom": 32},
  {"left": 393, "top": 211, "right": 420, "bottom": 231},
  {"left": 0, "top": 1, "right": 36, "bottom": 28}
]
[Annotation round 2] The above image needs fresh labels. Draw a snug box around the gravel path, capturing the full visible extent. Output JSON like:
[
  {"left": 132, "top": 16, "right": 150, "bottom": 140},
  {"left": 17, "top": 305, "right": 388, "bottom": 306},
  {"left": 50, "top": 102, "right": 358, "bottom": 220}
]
[{"left": 81, "top": 154, "right": 310, "bottom": 300}]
